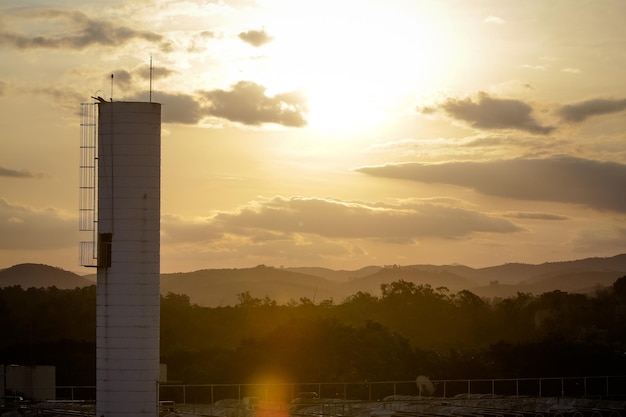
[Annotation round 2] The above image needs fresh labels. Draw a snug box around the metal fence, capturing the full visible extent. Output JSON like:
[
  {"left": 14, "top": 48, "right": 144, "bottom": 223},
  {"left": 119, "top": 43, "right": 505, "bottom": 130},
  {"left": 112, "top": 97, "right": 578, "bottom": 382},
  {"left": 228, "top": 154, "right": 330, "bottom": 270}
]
[
  {"left": 50, "top": 376, "right": 626, "bottom": 405},
  {"left": 149, "top": 376, "right": 626, "bottom": 405}
]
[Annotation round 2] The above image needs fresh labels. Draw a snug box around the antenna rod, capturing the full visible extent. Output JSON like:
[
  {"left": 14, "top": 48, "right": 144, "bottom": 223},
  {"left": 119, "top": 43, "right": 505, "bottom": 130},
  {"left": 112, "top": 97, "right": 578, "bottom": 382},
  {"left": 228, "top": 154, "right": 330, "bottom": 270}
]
[
  {"left": 149, "top": 55, "right": 153, "bottom": 103},
  {"left": 110, "top": 74, "right": 114, "bottom": 102}
]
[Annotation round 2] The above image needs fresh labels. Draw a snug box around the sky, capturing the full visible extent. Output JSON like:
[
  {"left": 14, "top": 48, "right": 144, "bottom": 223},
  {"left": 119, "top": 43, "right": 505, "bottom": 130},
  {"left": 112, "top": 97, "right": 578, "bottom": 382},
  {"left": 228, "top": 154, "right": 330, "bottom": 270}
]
[{"left": 1, "top": 0, "right": 625, "bottom": 274}]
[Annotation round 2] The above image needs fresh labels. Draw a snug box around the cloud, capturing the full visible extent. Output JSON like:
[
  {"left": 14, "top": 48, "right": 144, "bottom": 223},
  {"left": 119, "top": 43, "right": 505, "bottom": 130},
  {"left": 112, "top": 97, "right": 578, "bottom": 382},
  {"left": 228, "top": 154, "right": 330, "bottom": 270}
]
[
  {"left": 561, "top": 67, "right": 582, "bottom": 74},
  {"left": 356, "top": 156, "right": 626, "bottom": 212},
  {"left": 218, "top": 196, "right": 520, "bottom": 238},
  {"left": 572, "top": 226, "right": 626, "bottom": 254},
  {"left": 0, "top": 80, "right": 5, "bottom": 96},
  {"left": 112, "top": 70, "right": 133, "bottom": 88},
  {"left": 557, "top": 97, "right": 626, "bottom": 123},
  {"left": 135, "top": 64, "right": 175, "bottom": 80},
  {"left": 238, "top": 28, "right": 273, "bottom": 47},
  {"left": 21, "top": 85, "right": 86, "bottom": 113},
  {"left": 462, "top": 136, "right": 512, "bottom": 147},
  {"left": 161, "top": 213, "right": 364, "bottom": 270},
  {"left": 0, "top": 198, "right": 76, "bottom": 249},
  {"left": 188, "top": 30, "right": 216, "bottom": 52},
  {"left": 162, "top": 197, "right": 520, "bottom": 248},
  {"left": 0, "top": 9, "right": 172, "bottom": 52},
  {"left": 484, "top": 15, "right": 505, "bottom": 24},
  {"left": 202, "top": 81, "right": 307, "bottom": 127},
  {"left": 462, "top": 135, "right": 569, "bottom": 152},
  {"left": 423, "top": 92, "right": 555, "bottom": 135},
  {"left": 96, "top": 66, "right": 175, "bottom": 99},
  {"left": 504, "top": 212, "right": 568, "bottom": 221},
  {"left": 522, "top": 64, "right": 548, "bottom": 71},
  {"left": 112, "top": 91, "right": 206, "bottom": 124},
  {"left": 153, "top": 92, "right": 205, "bottom": 124},
  {"left": 0, "top": 166, "right": 41, "bottom": 179},
  {"left": 126, "top": 81, "right": 307, "bottom": 127},
  {"left": 420, "top": 106, "right": 437, "bottom": 115}
]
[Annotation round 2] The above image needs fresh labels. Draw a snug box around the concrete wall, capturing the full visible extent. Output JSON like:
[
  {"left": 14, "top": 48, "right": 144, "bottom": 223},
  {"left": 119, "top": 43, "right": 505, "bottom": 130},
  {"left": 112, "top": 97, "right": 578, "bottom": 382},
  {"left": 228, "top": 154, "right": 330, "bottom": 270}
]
[
  {"left": 1, "top": 365, "right": 56, "bottom": 401},
  {"left": 96, "top": 101, "right": 161, "bottom": 417}
]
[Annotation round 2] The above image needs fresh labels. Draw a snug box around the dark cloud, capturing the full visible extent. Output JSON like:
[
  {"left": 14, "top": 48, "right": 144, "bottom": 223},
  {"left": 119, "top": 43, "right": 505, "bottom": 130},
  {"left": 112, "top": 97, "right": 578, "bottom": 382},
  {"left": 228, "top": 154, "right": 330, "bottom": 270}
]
[
  {"left": 238, "top": 29, "right": 273, "bottom": 47},
  {"left": 424, "top": 92, "right": 555, "bottom": 135},
  {"left": 211, "top": 196, "right": 520, "bottom": 240},
  {"left": 557, "top": 97, "right": 626, "bottom": 122},
  {"left": 126, "top": 82, "right": 307, "bottom": 127},
  {"left": 0, "top": 9, "right": 172, "bottom": 52},
  {"left": 111, "top": 70, "right": 133, "bottom": 88},
  {"left": 109, "top": 66, "right": 174, "bottom": 92},
  {"left": 162, "top": 211, "right": 363, "bottom": 268},
  {"left": 152, "top": 92, "right": 205, "bottom": 124},
  {"left": 420, "top": 106, "right": 437, "bottom": 115},
  {"left": 161, "top": 196, "right": 520, "bottom": 245},
  {"left": 504, "top": 212, "right": 568, "bottom": 221},
  {"left": 356, "top": 156, "right": 626, "bottom": 212},
  {"left": 202, "top": 81, "right": 307, "bottom": 127},
  {"left": 0, "top": 166, "right": 40, "bottom": 178},
  {"left": 0, "top": 198, "right": 76, "bottom": 249},
  {"left": 136, "top": 65, "right": 175, "bottom": 80},
  {"left": 462, "top": 136, "right": 509, "bottom": 147},
  {"left": 462, "top": 135, "right": 569, "bottom": 152}
]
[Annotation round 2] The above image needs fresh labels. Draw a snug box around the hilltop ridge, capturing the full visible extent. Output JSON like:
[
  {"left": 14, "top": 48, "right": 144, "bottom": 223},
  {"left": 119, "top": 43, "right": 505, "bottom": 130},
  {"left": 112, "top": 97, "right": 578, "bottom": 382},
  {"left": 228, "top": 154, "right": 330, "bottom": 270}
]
[{"left": 2, "top": 254, "right": 625, "bottom": 306}]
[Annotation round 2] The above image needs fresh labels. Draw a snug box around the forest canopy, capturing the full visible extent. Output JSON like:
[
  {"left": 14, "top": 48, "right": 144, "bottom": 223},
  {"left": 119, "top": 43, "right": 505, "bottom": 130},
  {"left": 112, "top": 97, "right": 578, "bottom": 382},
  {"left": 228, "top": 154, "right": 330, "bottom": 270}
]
[{"left": 1, "top": 277, "right": 625, "bottom": 385}]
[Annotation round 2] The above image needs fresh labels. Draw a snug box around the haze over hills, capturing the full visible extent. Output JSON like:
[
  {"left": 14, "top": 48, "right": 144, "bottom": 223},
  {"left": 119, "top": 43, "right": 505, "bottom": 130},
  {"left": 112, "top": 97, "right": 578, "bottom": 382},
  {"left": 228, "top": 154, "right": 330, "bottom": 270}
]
[
  {"left": 160, "top": 265, "right": 334, "bottom": 306},
  {"left": 1, "top": 254, "right": 625, "bottom": 306},
  {"left": 0, "top": 263, "right": 93, "bottom": 289},
  {"left": 283, "top": 265, "right": 382, "bottom": 282}
]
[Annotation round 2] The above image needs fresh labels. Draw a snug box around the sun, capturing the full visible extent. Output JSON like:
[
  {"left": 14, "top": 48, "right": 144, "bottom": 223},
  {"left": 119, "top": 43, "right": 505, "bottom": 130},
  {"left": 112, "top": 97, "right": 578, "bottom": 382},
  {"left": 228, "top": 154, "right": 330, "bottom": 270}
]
[{"left": 256, "top": 0, "right": 457, "bottom": 132}]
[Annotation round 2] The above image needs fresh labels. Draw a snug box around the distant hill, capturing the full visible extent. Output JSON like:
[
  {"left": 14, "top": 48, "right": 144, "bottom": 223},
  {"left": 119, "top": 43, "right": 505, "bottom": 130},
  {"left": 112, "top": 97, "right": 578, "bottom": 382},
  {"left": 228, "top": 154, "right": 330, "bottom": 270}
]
[
  {"left": 284, "top": 265, "right": 382, "bottom": 282},
  {"left": 469, "top": 271, "right": 623, "bottom": 299},
  {"left": 161, "top": 265, "right": 332, "bottom": 306},
  {"left": 339, "top": 266, "right": 478, "bottom": 296},
  {"left": 3, "top": 254, "right": 625, "bottom": 306},
  {"left": 160, "top": 254, "right": 626, "bottom": 305},
  {"left": 457, "top": 254, "right": 626, "bottom": 298},
  {"left": 480, "top": 255, "right": 626, "bottom": 284},
  {"left": 0, "top": 263, "right": 93, "bottom": 289}
]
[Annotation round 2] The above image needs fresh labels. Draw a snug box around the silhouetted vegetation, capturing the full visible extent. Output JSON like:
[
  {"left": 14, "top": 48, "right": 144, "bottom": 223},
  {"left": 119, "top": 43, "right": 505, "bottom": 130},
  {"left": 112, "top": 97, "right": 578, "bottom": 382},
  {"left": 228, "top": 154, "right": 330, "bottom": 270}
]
[{"left": 1, "top": 277, "right": 626, "bottom": 385}]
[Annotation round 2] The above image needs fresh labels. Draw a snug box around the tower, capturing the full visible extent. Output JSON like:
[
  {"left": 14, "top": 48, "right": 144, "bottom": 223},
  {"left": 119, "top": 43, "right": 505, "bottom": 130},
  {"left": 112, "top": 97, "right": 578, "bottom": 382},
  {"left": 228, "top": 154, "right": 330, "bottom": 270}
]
[{"left": 80, "top": 101, "right": 162, "bottom": 417}]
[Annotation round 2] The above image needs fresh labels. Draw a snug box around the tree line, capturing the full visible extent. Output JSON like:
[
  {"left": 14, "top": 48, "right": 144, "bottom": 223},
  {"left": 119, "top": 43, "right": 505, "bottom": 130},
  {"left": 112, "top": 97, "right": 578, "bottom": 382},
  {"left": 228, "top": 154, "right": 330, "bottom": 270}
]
[{"left": 1, "top": 277, "right": 625, "bottom": 386}]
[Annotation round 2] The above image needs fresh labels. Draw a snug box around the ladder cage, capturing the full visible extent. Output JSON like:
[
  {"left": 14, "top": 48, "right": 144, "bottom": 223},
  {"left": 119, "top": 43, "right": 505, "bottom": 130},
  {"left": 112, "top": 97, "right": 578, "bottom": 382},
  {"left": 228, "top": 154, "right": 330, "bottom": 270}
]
[{"left": 79, "top": 103, "right": 98, "bottom": 267}]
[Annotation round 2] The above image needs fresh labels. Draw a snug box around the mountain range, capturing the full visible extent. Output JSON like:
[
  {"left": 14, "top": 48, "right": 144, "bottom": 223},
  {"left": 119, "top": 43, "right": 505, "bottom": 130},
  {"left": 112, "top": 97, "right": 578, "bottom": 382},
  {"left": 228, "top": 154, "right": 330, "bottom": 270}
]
[{"left": 1, "top": 254, "right": 625, "bottom": 306}]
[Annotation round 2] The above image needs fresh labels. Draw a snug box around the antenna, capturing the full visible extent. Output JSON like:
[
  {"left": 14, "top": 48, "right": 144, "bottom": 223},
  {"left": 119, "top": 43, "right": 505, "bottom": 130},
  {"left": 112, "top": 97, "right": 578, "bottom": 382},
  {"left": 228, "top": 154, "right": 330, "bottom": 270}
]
[
  {"left": 149, "top": 55, "right": 153, "bottom": 103},
  {"left": 91, "top": 90, "right": 106, "bottom": 103},
  {"left": 110, "top": 74, "right": 114, "bottom": 102}
]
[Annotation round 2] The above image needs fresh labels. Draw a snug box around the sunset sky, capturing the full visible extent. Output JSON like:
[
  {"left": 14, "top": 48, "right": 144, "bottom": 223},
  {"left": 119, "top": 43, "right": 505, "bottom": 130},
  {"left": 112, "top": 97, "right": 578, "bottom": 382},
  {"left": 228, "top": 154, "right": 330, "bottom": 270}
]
[{"left": 1, "top": 0, "right": 625, "bottom": 274}]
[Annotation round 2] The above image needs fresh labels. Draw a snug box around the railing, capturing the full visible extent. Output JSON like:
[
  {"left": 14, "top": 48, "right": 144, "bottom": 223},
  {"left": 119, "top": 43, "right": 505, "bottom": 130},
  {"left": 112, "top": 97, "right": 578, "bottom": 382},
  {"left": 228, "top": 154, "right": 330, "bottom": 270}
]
[
  {"left": 13, "top": 379, "right": 625, "bottom": 417},
  {"left": 55, "top": 385, "right": 96, "bottom": 402},
  {"left": 152, "top": 376, "right": 626, "bottom": 405},
  {"left": 47, "top": 376, "right": 626, "bottom": 405}
]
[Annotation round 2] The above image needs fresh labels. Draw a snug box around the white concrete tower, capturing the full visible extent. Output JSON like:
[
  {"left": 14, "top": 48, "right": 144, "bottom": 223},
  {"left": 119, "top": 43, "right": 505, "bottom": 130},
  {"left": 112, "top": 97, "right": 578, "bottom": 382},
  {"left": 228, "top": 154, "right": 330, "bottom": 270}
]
[{"left": 95, "top": 101, "right": 161, "bottom": 417}]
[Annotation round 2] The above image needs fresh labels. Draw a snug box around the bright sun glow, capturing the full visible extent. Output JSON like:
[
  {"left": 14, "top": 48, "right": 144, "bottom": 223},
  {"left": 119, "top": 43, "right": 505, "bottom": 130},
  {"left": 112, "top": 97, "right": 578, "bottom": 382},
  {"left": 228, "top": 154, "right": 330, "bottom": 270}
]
[{"left": 257, "top": 1, "right": 457, "bottom": 132}]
